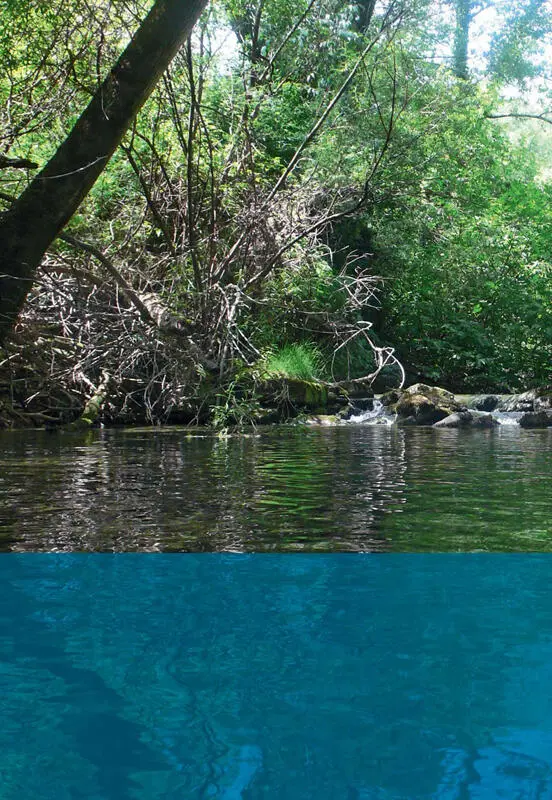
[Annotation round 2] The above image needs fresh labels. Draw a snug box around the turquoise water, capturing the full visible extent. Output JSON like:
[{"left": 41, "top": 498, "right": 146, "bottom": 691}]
[
  {"left": 2, "top": 554, "right": 552, "bottom": 798},
  {"left": 1, "top": 426, "right": 552, "bottom": 551}
]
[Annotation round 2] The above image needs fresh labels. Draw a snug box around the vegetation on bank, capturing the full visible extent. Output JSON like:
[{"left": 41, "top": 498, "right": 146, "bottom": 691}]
[{"left": 1, "top": 0, "right": 552, "bottom": 427}]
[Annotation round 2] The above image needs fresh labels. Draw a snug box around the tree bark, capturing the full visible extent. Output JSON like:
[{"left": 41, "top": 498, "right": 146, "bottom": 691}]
[
  {"left": 353, "top": 0, "right": 377, "bottom": 34},
  {"left": 453, "top": 0, "right": 471, "bottom": 79},
  {"left": 0, "top": 0, "right": 207, "bottom": 345}
]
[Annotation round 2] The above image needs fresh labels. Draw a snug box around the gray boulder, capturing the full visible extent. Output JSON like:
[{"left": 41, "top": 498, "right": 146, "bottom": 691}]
[
  {"left": 470, "top": 395, "right": 500, "bottom": 412},
  {"left": 534, "top": 389, "right": 552, "bottom": 412},
  {"left": 499, "top": 391, "right": 537, "bottom": 413},
  {"left": 519, "top": 411, "right": 552, "bottom": 429},
  {"left": 433, "top": 412, "right": 474, "bottom": 428},
  {"left": 472, "top": 412, "right": 499, "bottom": 428},
  {"left": 500, "top": 387, "right": 552, "bottom": 413},
  {"left": 387, "top": 383, "right": 466, "bottom": 426}
]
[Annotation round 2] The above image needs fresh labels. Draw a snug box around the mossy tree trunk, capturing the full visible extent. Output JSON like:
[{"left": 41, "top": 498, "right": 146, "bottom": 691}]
[{"left": 0, "top": 0, "right": 207, "bottom": 346}]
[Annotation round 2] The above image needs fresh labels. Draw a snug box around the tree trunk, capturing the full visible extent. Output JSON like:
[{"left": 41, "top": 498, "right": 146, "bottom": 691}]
[
  {"left": 453, "top": 0, "right": 471, "bottom": 79},
  {"left": 0, "top": 0, "right": 207, "bottom": 346},
  {"left": 353, "top": 0, "right": 377, "bottom": 34}
]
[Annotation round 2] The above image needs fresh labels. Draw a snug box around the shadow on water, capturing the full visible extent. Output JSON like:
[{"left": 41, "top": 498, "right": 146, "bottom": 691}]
[
  {"left": 0, "top": 558, "right": 166, "bottom": 800},
  {"left": 0, "top": 425, "right": 551, "bottom": 551}
]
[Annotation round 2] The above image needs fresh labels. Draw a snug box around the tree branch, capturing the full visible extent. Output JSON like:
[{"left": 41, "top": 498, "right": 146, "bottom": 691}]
[
  {"left": 0, "top": 155, "right": 38, "bottom": 170},
  {"left": 486, "top": 111, "right": 552, "bottom": 125}
]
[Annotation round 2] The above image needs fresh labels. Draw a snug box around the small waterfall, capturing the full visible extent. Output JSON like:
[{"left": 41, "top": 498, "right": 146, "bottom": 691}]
[
  {"left": 492, "top": 411, "right": 524, "bottom": 426},
  {"left": 348, "top": 401, "right": 526, "bottom": 427},
  {"left": 344, "top": 393, "right": 534, "bottom": 427},
  {"left": 348, "top": 399, "right": 396, "bottom": 426}
]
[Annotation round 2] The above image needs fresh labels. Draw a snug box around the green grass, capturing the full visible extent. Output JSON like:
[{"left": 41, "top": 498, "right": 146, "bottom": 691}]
[{"left": 262, "top": 343, "right": 323, "bottom": 381}]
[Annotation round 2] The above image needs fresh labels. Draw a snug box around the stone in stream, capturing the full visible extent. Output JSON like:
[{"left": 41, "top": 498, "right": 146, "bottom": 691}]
[
  {"left": 433, "top": 412, "right": 474, "bottom": 428},
  {"left": 472, "top": 412, "right": 499, "bottom": 428},
  {"left": 384, "top": 383, "right": 466, "bottom": 426},
  {"left": 470, "top": 395, "right": 500, "bottom": 412},
  {"left": 534, "top": 390, "right": 552, "bottom": 412},
  {"left": 519, "top": 411, "right": 552, "bottom": 428},
  {"left": 433, "top": 411, "right": 498, "bottom": 429},
  {"left": 498, "top": 392, "right": 535, "bottom": 413},
  {"left": 302, "top": 414, "right": 339, "bottom": 426},
  {"left": 499, "top": 390, "right": 539, "bottom": 413},
  {"left": 499, "top": 387, "right": 552, "bottom": 414}
]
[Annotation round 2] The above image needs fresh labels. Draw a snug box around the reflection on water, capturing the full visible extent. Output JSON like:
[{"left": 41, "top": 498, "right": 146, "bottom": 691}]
[
  {"left": 2, "top": 555, "right": 552, "bottom": 799},
  {"left": 0, "top": 426, "right": 551, "bottom": 551}
]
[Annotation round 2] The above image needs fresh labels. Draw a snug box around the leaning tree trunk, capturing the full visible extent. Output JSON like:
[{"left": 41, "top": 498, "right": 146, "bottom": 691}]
[{"left": 0, "top": 0, "right": 207, "bottom": 345}]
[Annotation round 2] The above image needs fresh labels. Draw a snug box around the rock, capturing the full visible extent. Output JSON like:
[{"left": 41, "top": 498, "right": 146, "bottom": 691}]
[
  {"left": 470, "top": 395, "right": 500, "bottom": 412},
  {"left": 288, "top": 379, "right": 328, "bottom": 409},
  {"left": 396, "top": 394, "right": 443, "bottom": 424},
  {"left": 396, "top": 415, "right": 418, "bottom": 426},
  {"left": 499, "top": 387, "right": 552, "bottom": 413},
  {"left": 326, "top": 390, "right": 349, "bottom": 414},
  {"left": 406, "top": 383, "right": 457, "bottom": 403},
  {"left": 388, "top": 384, "right": 466, "bottom": 426},
  {"left": 351, "top": 397, "right": 375, "bottom": 412},
  {"left": 302, "top": 414, "right": 338, "bottom": 426},
  {"left": 337, "top": 381, "right": 375, "bottom": 399},
  {"left": 433, "top": 412, "right": 474, "bottom": 428},
  {"left": 519, "top": 411, "right": 552, "bottom": 429},
  {"left": 499, "top": 391, "right": 537, "bottom": 413},
  {"left": 253, "top": 407, "right": 281, "bottom": 425},
  {"left": 533, "top": 388, "right": 552, "bottom": 412},
  {"left": 380, "top": 389, "right": 401, "bottom": 408},
  {"left": 472, "top": 412, "right": 499, "bottom": 428}
]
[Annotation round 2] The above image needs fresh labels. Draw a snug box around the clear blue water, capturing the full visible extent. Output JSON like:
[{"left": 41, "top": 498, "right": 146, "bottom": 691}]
[{"left": 2, "top": 554, "right": 552, "bottom": 799}]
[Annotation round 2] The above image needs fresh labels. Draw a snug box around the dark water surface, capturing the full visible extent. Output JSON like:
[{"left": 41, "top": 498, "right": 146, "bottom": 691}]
[
  {"left": 2, "top": 554, "right": 552, "bottom": 799},
  {"left": 1, "top": 425, "right": 551, "bottom": 551}
]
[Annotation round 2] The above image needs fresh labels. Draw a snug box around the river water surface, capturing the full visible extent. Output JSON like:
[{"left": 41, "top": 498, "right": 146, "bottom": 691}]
[{"left": 1, "top": 425, "right": 551, "bottom": 552}]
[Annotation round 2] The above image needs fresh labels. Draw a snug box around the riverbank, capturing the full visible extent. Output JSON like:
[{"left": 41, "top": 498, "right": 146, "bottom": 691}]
[
  {"left": 302, "top": 384, "right": 552, "bottom": 429},
  {"left": 2, "top": 372, "right": 552, "bottom": 430}
]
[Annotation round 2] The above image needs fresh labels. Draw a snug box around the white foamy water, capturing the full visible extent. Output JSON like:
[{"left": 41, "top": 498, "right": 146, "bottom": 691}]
[
  {"left": 348, "top": 399, "right": 396, "bottom": 426},
  {"left": 493, "top": 412, "right": 524, "bottom": 426}
]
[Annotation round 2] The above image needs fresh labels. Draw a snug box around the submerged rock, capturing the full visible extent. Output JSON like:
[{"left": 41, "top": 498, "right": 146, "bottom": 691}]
[
  {"left": 396, "top": 415, "right": 418, "bottom": 426},
  {"left": 302, "top": 414, "right": 339, "bottom": 426},
  {"left": 472, "top": 412, "right": 499, "bottom": 428},
  {"left": 433, "top": 411, "right": 497, "bottom": 428},
  {"left": 433, "top": 412, "right": 474, "bottom": 428},
  {"left": 519, "top": 411, "right": 552, "bottom": 429}
]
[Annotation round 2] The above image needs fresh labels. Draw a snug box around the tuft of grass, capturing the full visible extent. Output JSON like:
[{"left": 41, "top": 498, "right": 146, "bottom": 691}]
[{"left": 262, "top": 343, "right": 323, "bottom": 381}]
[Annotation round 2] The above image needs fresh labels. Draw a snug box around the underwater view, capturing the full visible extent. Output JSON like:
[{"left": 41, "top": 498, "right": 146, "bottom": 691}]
[{"left": 2, "top": 554, "right": 552, "bottom": 799}]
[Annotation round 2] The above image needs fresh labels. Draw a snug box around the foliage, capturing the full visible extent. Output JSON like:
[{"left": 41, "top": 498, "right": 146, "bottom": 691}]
[
  {"left": 211, "top": 379, "right": 263, "bottom": 429},
  {"left": 2, "top": 0, "right": 552, "bottom": 423},
  {"left": 368, "top": 79, "right": 552, "bottom": 390}
]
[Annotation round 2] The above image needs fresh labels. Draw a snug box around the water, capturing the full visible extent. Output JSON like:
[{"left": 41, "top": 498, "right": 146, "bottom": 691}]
[
  {"left": 2, "top": 554, "right": 552, "bottom": 799},
  {"left": 348, "top": 399, "right": 396, "bottom": 425},
  {"left": 1, "top": 425, "right": 552, "bottom": 551}
]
